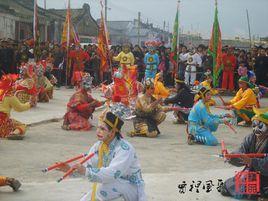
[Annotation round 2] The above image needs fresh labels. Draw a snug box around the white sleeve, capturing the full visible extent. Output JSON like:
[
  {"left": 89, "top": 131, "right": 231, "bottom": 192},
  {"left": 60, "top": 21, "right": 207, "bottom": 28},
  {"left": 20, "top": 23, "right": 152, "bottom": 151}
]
[
  {"left": 85, "top": 143, "right": 134, "bottom": 184},
  {"left": 83, "top": 142, "right": 100, "bottom": 169}
]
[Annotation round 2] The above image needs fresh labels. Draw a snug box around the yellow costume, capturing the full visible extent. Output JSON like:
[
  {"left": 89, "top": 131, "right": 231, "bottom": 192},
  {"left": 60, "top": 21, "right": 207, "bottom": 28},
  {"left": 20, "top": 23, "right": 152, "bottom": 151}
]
[
  {"left": 229, "top": 88, "right": 257, "bottom": 123},
  {"left": 200, "top": 80, "right": 218, "bottom": 106},
  {"left": 15, "top": 78, "right": 36, "bottom": 103},
  {"left": 0, "top": 93, "right": 30, "bottom": 138},
  {"left": 154, "top": 73, "right": 170, "bottom": 99},
  {"left": 113, "top": 51, "right": 135, "bottom": 66},
  {"left": 131, "top": 93, "right": 166, "bottom": 137}
]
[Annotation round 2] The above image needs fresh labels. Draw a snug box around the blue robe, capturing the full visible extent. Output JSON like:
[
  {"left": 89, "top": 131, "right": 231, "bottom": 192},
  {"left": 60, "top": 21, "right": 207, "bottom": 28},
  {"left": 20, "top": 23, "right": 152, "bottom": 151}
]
[
  {"left": 144, "top": 53, "right": 159, "bottom": 79},
  {"left": 188, "top": 100, "right": 222, "bottom": 146}
]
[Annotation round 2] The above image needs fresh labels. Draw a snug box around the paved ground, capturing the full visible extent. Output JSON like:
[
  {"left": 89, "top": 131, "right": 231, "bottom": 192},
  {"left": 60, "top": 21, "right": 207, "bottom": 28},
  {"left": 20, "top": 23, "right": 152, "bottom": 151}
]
[{"left": 1, "top": 88, "right": 267, "bottom": 201}]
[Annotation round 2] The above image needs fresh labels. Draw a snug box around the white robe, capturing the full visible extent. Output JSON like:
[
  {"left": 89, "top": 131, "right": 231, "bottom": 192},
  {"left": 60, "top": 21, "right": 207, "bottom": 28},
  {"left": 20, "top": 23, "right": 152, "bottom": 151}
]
[{"left": 80, "top": 138, "right": 146, "bottom": 201}]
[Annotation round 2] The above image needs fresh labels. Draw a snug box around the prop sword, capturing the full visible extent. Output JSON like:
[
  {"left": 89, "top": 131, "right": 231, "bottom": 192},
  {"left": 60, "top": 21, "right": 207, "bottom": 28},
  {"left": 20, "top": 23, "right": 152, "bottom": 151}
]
[
  {"left": 42, "top": 153, "right": 88, "bottom": 173},
  {"left": 57, "top": 152, "right": 95, "bottom": 183}
]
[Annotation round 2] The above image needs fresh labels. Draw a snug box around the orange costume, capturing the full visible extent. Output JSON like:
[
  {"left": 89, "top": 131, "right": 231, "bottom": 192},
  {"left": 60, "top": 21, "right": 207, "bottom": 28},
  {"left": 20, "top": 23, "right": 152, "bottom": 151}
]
[{"left": 154, "top": 72, "right": 169, "bottom": 99}]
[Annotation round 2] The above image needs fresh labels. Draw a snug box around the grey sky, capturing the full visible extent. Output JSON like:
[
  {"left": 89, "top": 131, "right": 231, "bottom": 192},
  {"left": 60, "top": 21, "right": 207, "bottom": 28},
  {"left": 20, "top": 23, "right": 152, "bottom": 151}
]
[{"left": 39, "top": 0, "right": 268, "bottom": 39}]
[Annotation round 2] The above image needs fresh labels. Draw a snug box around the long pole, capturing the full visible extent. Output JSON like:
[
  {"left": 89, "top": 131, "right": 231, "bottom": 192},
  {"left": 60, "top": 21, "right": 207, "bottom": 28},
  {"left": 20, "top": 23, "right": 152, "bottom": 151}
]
[
  {"left": 44, "top": 0, "right": 48, "bottom": 41},
  {"left": 105, "top": 0, "right": 108, "bottom": 24},
  {"left": 66, "top": 0, "right": 70, "bottom": 87},
  {"left": 176, "top": 0, "right": 180, "bottom": 76},
  {"left": 138, "top": 12, "right": 141, "bottom": 46},
  {"left": 246, "top": 9, "right": 252, "bottom": 49}
]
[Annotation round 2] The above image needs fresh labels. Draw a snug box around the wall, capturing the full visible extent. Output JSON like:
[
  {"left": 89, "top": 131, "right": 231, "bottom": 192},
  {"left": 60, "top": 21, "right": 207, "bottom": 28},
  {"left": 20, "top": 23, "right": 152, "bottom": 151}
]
[{"left": 0, "top": 13, "right": 17, "bottom": 39}]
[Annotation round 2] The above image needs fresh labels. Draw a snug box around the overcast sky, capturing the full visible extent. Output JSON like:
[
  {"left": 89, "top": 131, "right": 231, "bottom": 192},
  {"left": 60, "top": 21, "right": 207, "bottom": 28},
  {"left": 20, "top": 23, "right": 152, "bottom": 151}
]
[{"left": 39, "top": 0, "right": 268, "bottom": 39}]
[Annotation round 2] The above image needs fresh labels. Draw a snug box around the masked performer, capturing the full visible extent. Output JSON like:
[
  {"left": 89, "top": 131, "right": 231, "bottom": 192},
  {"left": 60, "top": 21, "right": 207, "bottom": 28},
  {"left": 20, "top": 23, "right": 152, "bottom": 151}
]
[
  {"left": 35, "top": 63, "right": 54, "bottom": 102},
  {"left": 0, "top": 176, "right": 21, "bottom": 191},
  {"left": 144, "top": 46, "right": 160, "bottom": 79},
  {"left": 225, "top": 76, "right": 257, "bottom": 126},
  {"left": 62, "top": 74, "right": 103, "bottom": 131},
  {"left": 57, "top": 111, "right": 146, "bottom": 201},
  {"left": 164, "top": 77, "right": 194, "bottom": 124},
  {"left": 187, "top": 87, "right": 231, "bottom": 146},
  {"left": 129, "top": 79, "right": 168, "bottom": 138},
  {"left": 220, "top": 107, "right": 268, "bottom": 200},
  {"left": 153, "top": 72, "right": 170, "bottom": 99},
  {"left": 15, "top": 63, "right": 37, "bottom": 104},
  {"left": 0, "top": 74, "right": 34, "bottom": 140}
]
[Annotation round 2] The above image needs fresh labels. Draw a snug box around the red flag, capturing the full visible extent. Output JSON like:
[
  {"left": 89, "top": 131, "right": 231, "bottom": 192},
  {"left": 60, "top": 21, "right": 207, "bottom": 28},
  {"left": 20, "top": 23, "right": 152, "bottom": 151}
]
[
  {"left": 61, "top": 0, "right": 80, "bottom": 46},
  {"left": 97, "top": 12, "right": 109, "bottom": 80}
]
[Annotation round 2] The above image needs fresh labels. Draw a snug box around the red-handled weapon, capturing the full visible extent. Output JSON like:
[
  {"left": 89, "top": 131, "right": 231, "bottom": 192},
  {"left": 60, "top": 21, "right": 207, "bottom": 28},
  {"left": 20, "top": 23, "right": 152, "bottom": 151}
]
[
  {"left": 219, "top": 140, "right": 267, "bottom": 159},
  {"left": 42, "top": 153, "right": 87, "bottom": 173},
  {"left": 57, "top": 152, "right": 95, "bottom": 183}
]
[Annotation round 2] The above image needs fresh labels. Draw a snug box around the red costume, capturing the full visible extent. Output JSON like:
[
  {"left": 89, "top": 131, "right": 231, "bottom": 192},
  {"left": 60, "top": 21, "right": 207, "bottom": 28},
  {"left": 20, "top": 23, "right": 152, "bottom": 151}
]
[
  {"left": 63, "top": 89, "right": 102, "bottom": 131},
  {"left": 69, "top": 49, "right": 90, "bottom": 83},
  {"left": 222, "top": 53, "right": 236, "bottom": 90}
]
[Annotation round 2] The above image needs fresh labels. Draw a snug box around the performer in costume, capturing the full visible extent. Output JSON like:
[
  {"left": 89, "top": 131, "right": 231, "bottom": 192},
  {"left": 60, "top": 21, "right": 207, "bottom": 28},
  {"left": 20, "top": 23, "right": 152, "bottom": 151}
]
[
  {"left": 57, "top": 111, "right": 146, "bottom": 201},
  {"left": 15, "top": 63, "right": 37, "bottom": 104},
  {"left": 0, "top": 176, "right": 21, "bottom": 191},
  {"left": 62, "top": 74, "right": 103, "bottom": 131},
  {"left": 184, "top": 48, "right": 202, "bottom": 86},
  {"left": 224, "top": 76, "right": 257, "bottom": 126},
  {"left": 113, "top": 44, "right": 135, "bottom": 66},
  {"left": 187, "top": 87, "right": 231, "bottom": 146},
  {"left": 35, "top": 63, "right": 54, "bottom": 102},
  {"left": 195, "top": 72, "right": 219, "bottom": 106},
  {"left": 153, "top": 72, "right": 170, "bottom": 99},
  {"left": 130, "top": 79, "right": 170, "bottom": 138},
  {"left": 69, "top": 45, "right": 90, "bottom": 85},
  {"left": 248, "top": 70, "right": 268, "bottom": 99},
  {"left": 144, "top": 45, "right": 159, "bottom": 79},
  {"left": 222, "top": 47, "right": 236, "bottom": 91},
  {"left": 164, "top": 77, "right": 194, "bottom": 124},
  {"left": 220, "top": 107, "right": 268, "bottom": 200},
  {"left": 0, "top": 74, "right": 35, "bottom": 140}
]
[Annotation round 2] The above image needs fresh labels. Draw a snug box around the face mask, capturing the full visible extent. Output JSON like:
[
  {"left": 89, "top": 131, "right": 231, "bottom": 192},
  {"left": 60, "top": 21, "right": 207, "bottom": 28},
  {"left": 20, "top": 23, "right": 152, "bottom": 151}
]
[{"left": 252, "top": 120, "right": 268, "bottom": 136}]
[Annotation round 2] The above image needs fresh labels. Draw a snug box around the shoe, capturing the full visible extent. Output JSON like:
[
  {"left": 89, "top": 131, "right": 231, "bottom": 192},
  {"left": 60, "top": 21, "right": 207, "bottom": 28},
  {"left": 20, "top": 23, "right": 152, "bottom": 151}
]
[
  {"left": 7, "top": 134, "right": 24, "bottom": 140},
  {"left": 8, "top": 179, "right": 21, "bottom": 191},
  {"left": 187, "top": 134, "right": 195, "bottom": 145},
  {"left": 61, "top": 125, "right": 70, "bottom": 130},
  {"left": 220, "top": 183, "right": 231, "bottom": 197}
]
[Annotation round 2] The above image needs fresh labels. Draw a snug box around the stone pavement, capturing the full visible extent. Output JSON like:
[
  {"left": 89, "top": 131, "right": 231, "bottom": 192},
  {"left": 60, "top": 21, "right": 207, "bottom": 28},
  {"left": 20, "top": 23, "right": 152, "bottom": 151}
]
[
  {"left": 12, "top": 88, "right": 105, "bottom": 126},
  {"left": 1, "top": 89, "right": 267, "bottom": 201}
]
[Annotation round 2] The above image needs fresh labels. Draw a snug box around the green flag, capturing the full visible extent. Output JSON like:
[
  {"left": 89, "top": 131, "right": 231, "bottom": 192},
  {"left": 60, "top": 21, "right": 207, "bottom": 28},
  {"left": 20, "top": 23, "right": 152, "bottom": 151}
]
[
  {"left": 170, "top": 7, "right": 179, "bottom": 65},
  {"left": 208, "top": 2, "right": 223, "bottom": 87}
]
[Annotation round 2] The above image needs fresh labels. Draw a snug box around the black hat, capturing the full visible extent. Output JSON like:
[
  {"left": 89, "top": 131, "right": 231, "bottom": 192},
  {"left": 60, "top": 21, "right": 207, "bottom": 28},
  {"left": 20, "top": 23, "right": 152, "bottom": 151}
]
[{"left": 103, "top": 112, "right": 124, "bottom": 132}]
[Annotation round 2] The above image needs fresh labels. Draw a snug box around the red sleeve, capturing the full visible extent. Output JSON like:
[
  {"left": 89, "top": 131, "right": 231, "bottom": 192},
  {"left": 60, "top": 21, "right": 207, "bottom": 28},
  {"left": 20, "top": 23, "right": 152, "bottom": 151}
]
[
  {"left": 84, "top": 52, "right": 90, "bottom": 62},
  {"left": 76, "top": 103, "right": 90, "bottom": 112},
  {"left": 69, "top": 50, "right": 75, "bottom": 58}
]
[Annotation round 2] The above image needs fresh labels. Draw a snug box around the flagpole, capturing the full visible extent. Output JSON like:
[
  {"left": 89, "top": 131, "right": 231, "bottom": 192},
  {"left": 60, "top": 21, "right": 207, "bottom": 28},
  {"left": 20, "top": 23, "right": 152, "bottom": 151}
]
[
  {"left": 246, "top": 9, "right": 252, "bottom": 49},
  {"left": 66, "top": 0, "right": 70, "bottom": 87},
  {"left": 176, "top": 0, "right": 180, "bottom": 77}
]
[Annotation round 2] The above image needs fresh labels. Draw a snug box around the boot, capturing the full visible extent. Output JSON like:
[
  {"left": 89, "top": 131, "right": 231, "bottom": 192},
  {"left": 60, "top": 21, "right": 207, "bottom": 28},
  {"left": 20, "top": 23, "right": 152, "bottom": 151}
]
[{"left": 7, "top": 178, "right": 21, "bottom": 191}]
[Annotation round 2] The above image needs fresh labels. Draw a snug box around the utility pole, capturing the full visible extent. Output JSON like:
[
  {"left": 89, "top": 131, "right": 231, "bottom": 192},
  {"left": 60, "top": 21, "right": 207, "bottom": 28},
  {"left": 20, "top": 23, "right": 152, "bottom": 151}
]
[
  {"left": 246, "top": 9, "right": 252, "bottom": 48},
  {"left": 44, "top": 0, "right": 48, "bottom": 41},
  {"left": 105, "top": 0, "right": 108, "bottom": 24},
  {"left": 138, "top": 11, "right": 141, "bottom": 46}
]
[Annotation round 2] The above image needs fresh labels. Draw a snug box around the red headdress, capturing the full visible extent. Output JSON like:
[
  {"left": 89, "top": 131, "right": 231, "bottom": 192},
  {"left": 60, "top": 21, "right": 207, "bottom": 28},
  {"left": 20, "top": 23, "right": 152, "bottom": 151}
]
[{"left": 0, "top": 74, "right": 19, "bottom": 101}]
